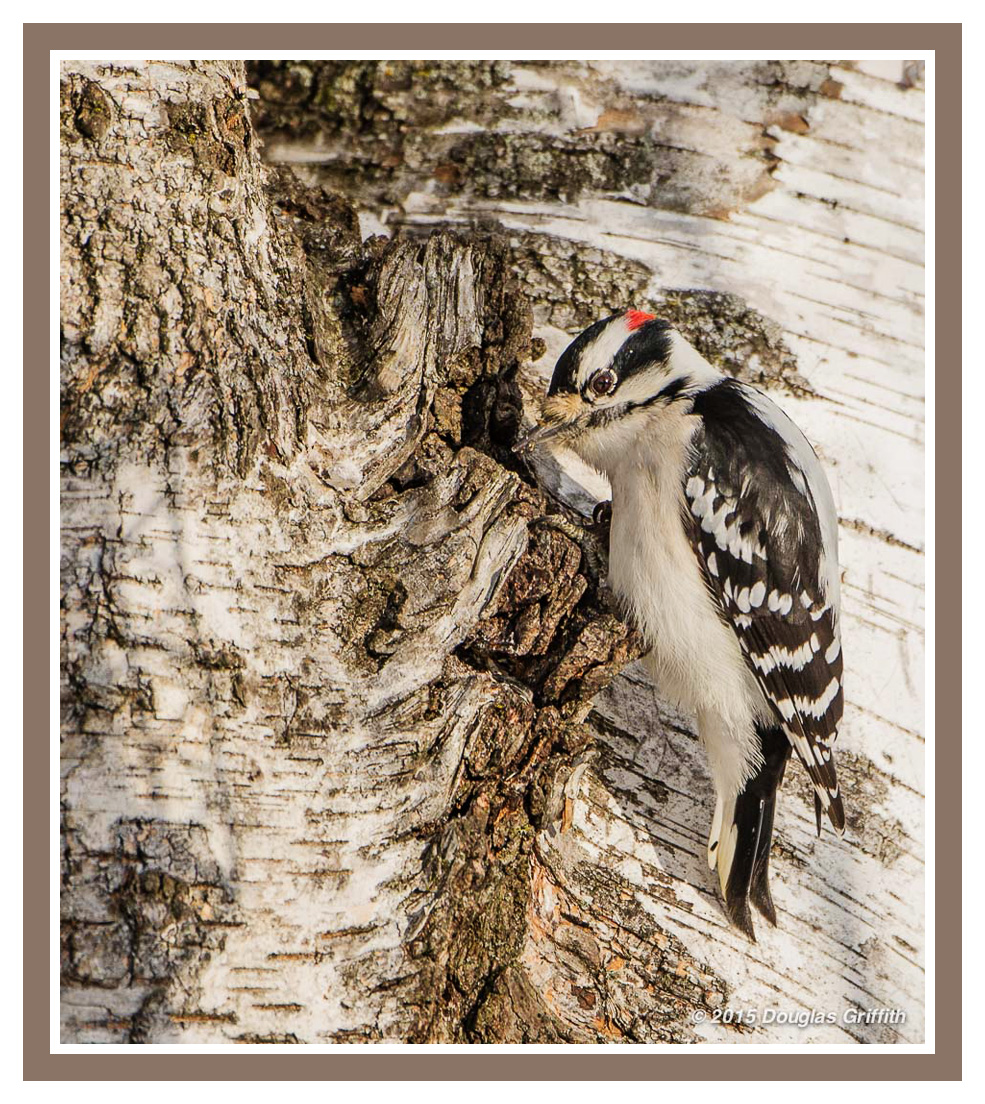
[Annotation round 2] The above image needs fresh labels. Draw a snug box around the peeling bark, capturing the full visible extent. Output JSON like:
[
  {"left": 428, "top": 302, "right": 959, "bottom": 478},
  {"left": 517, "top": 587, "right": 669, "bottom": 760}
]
[{"left": 62, "top": 59, "right": 925, "bottom": 1044}]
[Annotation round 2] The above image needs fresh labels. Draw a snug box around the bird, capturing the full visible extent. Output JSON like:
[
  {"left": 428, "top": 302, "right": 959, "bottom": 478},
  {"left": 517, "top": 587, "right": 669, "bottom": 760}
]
[{"left": 514, "top": 309, "right": 845, "bottom": 940}]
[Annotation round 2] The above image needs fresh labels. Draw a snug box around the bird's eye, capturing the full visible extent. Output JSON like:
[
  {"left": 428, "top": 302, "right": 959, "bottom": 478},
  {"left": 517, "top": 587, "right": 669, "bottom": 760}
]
[{"left": 589, "top": 368, "right": 617, "bottom": 397}]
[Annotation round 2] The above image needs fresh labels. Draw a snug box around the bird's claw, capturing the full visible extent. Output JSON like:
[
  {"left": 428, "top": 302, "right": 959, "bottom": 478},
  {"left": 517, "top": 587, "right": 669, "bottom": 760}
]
[
  {"left": 592, "top": 500, "right": 612, "bottom": 528},
  {"left": 532, "top": 500, "right": 611, "bottom": 588}
]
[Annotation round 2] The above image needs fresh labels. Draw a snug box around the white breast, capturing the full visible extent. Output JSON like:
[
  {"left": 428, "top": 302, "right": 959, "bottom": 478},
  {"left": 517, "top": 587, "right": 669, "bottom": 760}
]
[{"left": 606, "top": 413, "right": 769, "bottom": 794}]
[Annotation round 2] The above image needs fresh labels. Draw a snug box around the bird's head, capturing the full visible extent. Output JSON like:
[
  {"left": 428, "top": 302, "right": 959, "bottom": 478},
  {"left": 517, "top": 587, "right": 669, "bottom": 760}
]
[{"left": 514, "top": 311, "right": 720, "bottom": 473}]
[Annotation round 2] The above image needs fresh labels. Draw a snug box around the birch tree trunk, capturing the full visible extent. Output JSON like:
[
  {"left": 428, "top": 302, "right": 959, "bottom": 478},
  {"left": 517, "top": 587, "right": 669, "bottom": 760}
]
[{"left": 61, "top": 58, "right": 925, "bottom": 1044}]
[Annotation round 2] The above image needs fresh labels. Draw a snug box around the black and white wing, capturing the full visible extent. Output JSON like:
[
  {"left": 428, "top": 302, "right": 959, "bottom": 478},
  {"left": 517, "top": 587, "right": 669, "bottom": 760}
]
[{"left": 684, "top": 380, "right": 845, "bottom": 833}]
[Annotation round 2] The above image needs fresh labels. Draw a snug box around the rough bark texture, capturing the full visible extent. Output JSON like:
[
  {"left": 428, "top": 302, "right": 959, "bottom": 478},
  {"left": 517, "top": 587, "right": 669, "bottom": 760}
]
[{"left": 61, "top": 59, "right": 925, "bottom": 1044}]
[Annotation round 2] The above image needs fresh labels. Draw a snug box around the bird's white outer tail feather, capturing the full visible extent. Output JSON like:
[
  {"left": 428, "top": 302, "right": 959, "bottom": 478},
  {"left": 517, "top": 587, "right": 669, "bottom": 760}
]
[
  {"left": 708, "top": 792, "right": 740, "bottom": 898},
  {"left": 708, "top": 794, "right": 724, "bottom": 870},
  {"left": 718, "top": 825, "right": 739, "bottom": 900}
]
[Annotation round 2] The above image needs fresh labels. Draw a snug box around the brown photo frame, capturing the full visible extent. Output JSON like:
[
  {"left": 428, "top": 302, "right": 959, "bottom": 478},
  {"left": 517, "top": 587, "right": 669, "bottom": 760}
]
[{"left": 32, "top": 22, "right": 958, "bottom": 1079}]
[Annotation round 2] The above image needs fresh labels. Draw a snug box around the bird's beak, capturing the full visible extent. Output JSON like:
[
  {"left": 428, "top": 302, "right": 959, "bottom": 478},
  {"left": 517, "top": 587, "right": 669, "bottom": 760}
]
[
  {"left": 512, "top": 419, "right": 573, "bottom": 454},
  {"left": 513, "top": 394, "right": 585, "bottom": 455}
]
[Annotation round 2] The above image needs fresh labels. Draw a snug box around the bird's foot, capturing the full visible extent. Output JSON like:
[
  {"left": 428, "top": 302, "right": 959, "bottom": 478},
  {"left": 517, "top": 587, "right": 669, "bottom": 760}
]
[{"left": 531, "top": 500, "right": 611, "bottom": 589}]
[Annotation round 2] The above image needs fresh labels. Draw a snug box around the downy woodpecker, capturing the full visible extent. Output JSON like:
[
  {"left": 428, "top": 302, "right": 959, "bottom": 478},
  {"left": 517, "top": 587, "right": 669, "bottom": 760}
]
[{"left": 515, "top": 311, "right": 845, "bottom": 940}]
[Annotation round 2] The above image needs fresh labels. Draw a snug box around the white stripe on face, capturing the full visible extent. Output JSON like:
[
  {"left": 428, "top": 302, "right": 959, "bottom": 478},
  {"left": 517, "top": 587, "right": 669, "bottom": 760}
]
[
  {"left": 573, "top": 315, "right": 637, "bottom": 391},
  {"left": 602, "top": 362, "right": 672, "bottom": 408}
]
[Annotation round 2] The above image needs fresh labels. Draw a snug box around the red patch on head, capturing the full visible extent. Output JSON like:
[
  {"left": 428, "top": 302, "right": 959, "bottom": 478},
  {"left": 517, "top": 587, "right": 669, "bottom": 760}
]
[{"left": 626, "top": 310, "right": 655, "bottom": 331}]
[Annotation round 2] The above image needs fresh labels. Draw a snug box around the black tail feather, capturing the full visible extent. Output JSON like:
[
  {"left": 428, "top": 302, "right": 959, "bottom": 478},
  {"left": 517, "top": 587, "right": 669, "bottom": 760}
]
[
  {"left": 722, "top": 725, "right": 791, "bottom": 940},
  {"left": 750, "top": 783, "right": 781, "bottom": 926},
  {"left": 723, "top": 796, "right": 764, "bottom": 941}
]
